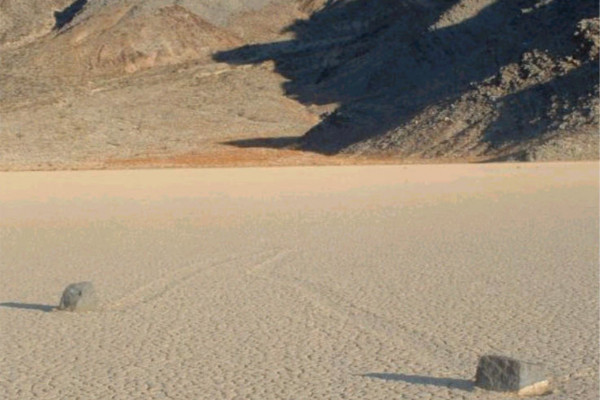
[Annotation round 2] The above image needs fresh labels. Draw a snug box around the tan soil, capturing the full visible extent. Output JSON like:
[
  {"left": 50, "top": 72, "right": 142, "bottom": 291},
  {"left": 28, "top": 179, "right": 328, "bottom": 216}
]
[{"left": 1, "top": 162, "right": 598, "bottom": 398}]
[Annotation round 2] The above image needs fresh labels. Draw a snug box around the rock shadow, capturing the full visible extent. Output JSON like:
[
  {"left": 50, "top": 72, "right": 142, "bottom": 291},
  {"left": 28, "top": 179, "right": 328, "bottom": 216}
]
[
  {"left": 362, "top": 372, "right": 474, "bottom": 392},
  {"left": 214, "top": 0, "right": 598, "bottom": 155},
  {"left": 0, "top": 302, "right": 55, "bottom": 312}
]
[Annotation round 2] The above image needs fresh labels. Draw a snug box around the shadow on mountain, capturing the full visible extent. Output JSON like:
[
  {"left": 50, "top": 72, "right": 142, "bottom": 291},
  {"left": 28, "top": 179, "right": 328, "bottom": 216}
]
[
  {"left": 222, "top": 136, "right": 299, "bottom": 149},
  {"left": 484, "top": 60, "right": 598, "bottom": 147},
  {"left": 54, "top": 0, "right": 88, "bottom": 30},
  {"left": 214, "top": 0, "right": 598, "bottom": 155}
]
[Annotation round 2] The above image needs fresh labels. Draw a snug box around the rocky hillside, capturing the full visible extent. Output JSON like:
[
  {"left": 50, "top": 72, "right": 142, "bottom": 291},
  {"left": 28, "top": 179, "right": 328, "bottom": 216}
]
[
  {"left": 217, "top": 0, "right": 599, "bottom": 161},
  {"left": 0, "top": 0, "right": 597, "bottom": 170},
  {"left": 0, "top": 0, "right": 322, "bottom": 169}
]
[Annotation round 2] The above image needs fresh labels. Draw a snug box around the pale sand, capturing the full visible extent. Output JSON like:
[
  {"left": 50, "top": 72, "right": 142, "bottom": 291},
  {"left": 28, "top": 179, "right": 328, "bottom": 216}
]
[{"left": 0, "top": 162, "right": 598, "bottom": 399}]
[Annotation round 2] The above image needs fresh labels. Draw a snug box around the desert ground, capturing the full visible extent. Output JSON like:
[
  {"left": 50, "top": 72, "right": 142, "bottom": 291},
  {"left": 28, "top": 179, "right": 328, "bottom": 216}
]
[{"left": 0, "top": 162, "right": 598, "bottom": 399}]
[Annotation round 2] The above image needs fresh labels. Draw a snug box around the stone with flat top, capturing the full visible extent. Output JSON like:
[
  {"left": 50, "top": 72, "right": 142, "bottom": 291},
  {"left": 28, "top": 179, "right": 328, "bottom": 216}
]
[{"left": 475, "top": 355, "right": 551, "bottom": 396}]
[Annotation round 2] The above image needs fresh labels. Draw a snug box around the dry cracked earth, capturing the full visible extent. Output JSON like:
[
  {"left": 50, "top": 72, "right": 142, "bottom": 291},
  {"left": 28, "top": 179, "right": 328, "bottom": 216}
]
[{"left": 0, "top": 163, "right": 598, "bottom": 399}]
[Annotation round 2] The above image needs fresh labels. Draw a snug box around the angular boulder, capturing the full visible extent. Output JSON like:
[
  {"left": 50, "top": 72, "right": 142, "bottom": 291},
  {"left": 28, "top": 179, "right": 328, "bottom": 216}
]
[
  {"left": 57, "top": 281, "right": 98, "bottom": 312},
  {"left": 475, "top": 355, "right": 550, "bottom": 396}
]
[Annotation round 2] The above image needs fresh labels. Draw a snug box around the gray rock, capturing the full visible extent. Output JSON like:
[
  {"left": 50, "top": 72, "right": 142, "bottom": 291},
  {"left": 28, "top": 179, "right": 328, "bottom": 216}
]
[
  {"left": 475, "top": 355, "right": 548, "bottom": 393},
  {"left": 57, "top": 282, "right": 98, "bottom": 311}
]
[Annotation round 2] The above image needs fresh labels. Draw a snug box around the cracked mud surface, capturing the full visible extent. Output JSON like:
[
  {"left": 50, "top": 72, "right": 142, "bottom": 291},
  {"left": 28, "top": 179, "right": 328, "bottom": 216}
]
[{"left": 0, "top": 162, "right": 598, "bottom": 399}]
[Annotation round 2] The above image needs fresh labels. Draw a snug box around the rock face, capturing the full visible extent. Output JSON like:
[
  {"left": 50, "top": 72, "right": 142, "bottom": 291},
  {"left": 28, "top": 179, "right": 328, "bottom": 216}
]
[
  {"left": 475, "top": 355, "right": 549, "bottom": 394},
  {"left": 260, "top": 0, "right": 597, "bottom": 160},
  {"left": 57, "top": 282, "right": 98, "bottom": 312},
  {"left": 574, "top": 17, "right": 600, "bottom": 61}
]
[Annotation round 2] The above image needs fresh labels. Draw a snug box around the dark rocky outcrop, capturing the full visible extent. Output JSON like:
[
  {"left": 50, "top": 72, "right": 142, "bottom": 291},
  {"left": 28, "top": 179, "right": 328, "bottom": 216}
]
[{"left": 217, "top": 0, "right": 599, "bottom": 161}]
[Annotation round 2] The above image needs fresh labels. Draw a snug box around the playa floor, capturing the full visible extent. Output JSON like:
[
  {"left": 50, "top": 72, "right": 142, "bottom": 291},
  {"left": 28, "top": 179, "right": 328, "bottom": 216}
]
[{"left": 0, "top": 162, "right": 598, "bottom": 399}]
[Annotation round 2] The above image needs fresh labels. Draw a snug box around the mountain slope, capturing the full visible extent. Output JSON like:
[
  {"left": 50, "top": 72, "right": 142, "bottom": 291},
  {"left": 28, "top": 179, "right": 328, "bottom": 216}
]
[
  {"left": 0, "top": 0, "right": 597, "bottom": 170},
  {"left": 217, "top": 0, "right": 598, "bottom": 160},
  {"left": 0, "top": 0, "right": 322, "bottom": 170}
]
